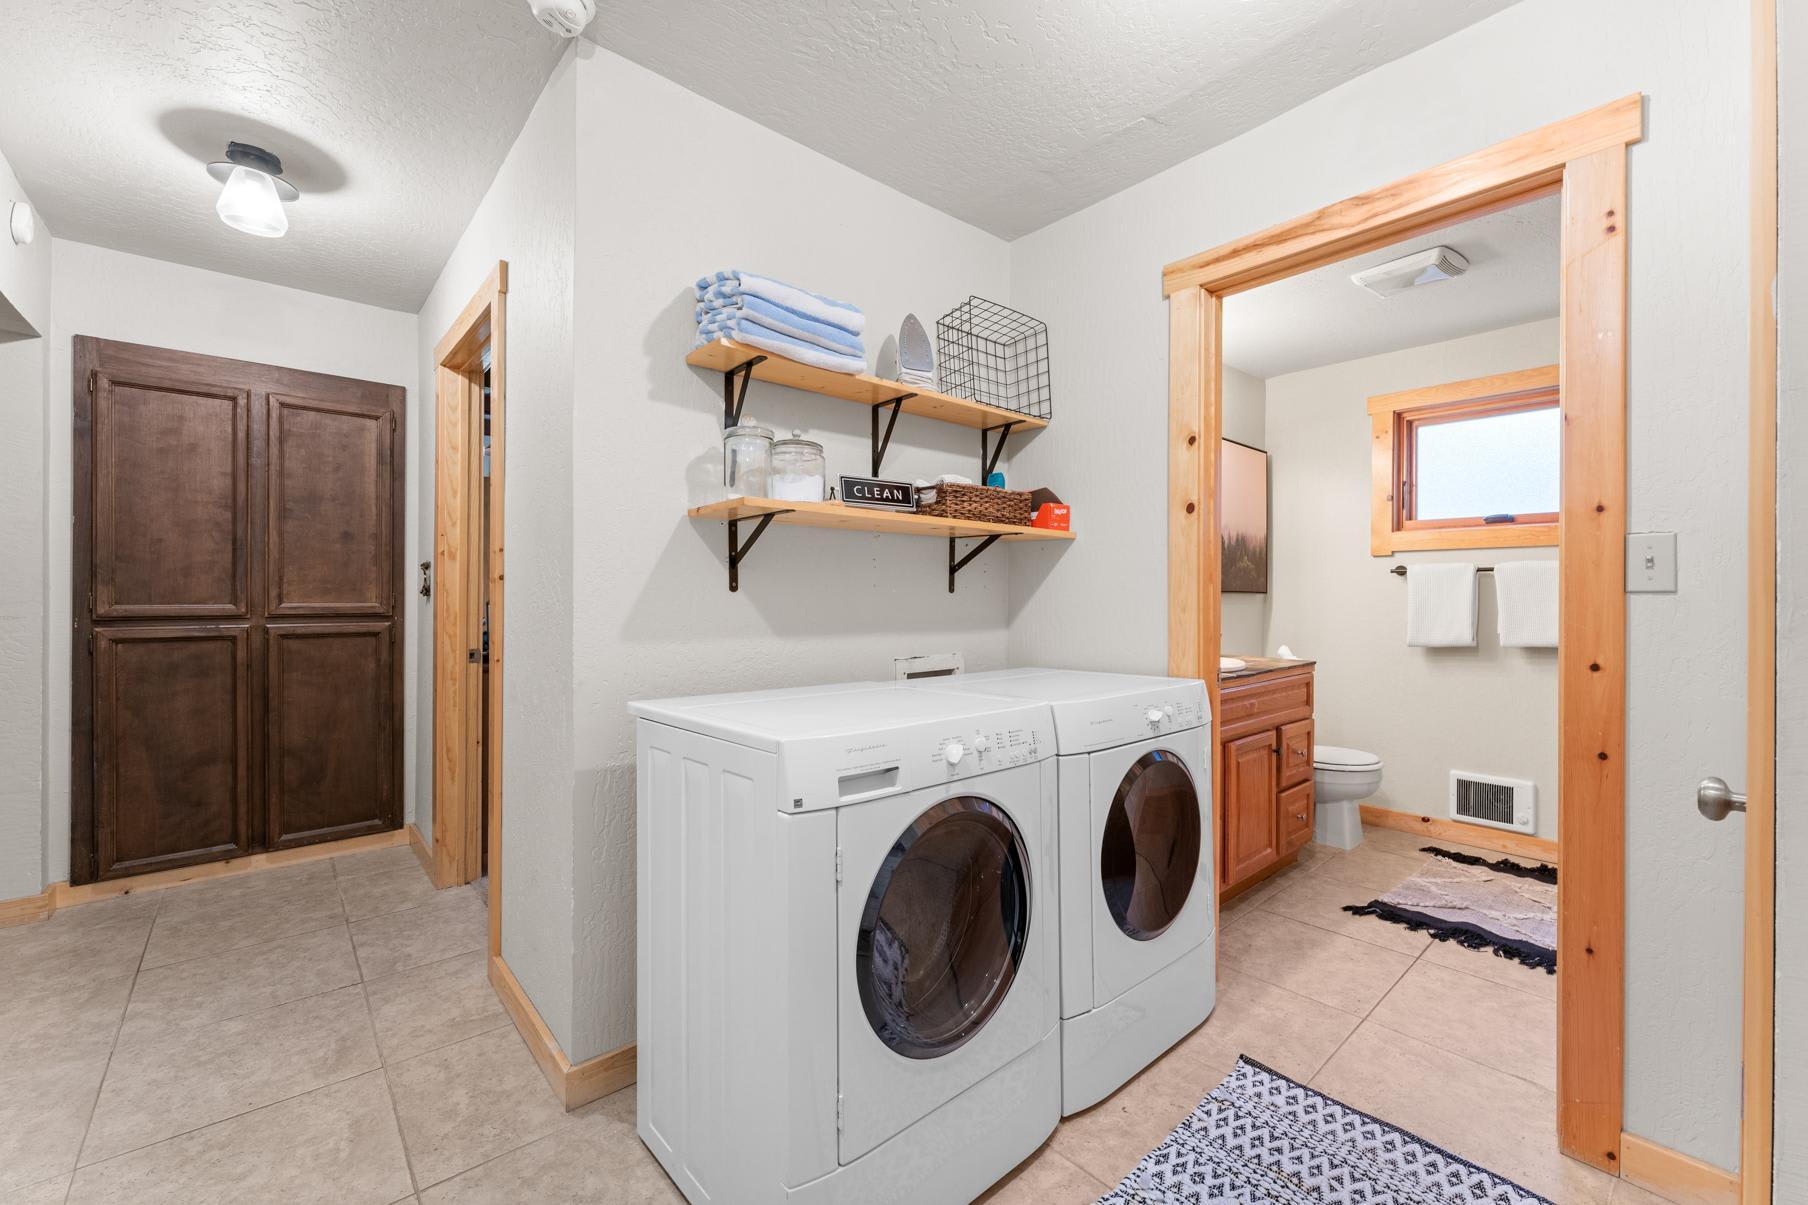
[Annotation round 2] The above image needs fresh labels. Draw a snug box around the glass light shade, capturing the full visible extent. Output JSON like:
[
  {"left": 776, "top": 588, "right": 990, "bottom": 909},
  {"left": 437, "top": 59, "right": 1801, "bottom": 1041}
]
[{"left": 215, "top": 164, "right": 288, "bottom": 238}]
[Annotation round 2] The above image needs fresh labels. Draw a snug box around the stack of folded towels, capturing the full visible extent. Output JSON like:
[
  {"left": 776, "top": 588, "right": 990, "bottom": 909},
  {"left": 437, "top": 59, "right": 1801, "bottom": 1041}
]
[{"left": 695, "top": 270, "right": 867, "bottom": 375}]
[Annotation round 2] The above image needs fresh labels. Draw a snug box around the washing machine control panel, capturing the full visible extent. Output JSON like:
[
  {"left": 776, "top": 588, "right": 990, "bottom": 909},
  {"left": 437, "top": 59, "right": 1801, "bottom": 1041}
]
[{"left": 776, "top": 703, "right": 1054, "bottom": 813}]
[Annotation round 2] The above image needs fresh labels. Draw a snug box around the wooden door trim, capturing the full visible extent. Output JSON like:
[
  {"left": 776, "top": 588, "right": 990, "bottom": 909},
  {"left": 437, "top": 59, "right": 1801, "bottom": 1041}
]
[
  {"left": 431, "top": 261, "right": 507, "bottom": 961},
  {"left": 1743, "top": 0, "right": 1777, "bottom": 1197},
  {"left": 1164, "top": 99, "right": 1642, "bottom": 1172}
]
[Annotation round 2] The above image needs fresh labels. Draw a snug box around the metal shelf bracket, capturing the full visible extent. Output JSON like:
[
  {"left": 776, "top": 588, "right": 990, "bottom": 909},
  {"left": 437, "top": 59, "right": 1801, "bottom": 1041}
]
[
  {"left": 980, "top": 421, "right": 1020, "bottom": 480},
  {"left": 726, "top": 510, "right": 789, "bottom": 591},
  {"left": 948, "top": 534, "right": 1004, "bottom": 593},
  {"left": 869, "top": 395, "right": 914, "bottom": 476},
  {"left": 723, "top": 355, "right": 768, "bottom": 428}
]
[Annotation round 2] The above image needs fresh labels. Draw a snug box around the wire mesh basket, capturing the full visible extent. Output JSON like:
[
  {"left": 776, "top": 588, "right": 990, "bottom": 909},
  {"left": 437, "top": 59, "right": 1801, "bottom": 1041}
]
[{"left": 935, "top": 297, "right": 1052, "bottom": 421}]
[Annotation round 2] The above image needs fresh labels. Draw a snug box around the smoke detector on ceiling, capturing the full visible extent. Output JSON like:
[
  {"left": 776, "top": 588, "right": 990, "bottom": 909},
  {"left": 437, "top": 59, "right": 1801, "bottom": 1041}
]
[
  {"left": 1350, "top": 246, "right": 1469, "bottom": 298},
  {"left": 529, "top": 0, "right": 595, "bottom": 36}
]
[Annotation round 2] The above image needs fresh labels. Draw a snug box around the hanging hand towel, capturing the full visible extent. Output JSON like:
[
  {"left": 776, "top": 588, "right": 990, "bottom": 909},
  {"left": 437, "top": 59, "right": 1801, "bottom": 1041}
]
[
  {"left": 1406, "top": 563, "right": 1478, "bottom": 647},
  {"left": 1494, "top": 560, "right": 1559, "bottom": 647}
]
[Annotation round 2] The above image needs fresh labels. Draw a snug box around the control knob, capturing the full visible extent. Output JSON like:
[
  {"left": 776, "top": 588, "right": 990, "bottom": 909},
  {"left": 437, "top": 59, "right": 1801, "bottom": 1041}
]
[{"left": 944, "top": 742, "right": 965, "bottom": 766}]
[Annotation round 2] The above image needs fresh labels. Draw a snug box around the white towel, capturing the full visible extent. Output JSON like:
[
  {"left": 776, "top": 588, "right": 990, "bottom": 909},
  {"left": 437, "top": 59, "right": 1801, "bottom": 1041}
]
[
  {"left": 1406, "top": 563, "right": 1478, "bottom": 647},
  {"left": 1494, "top": 560, "right": 1559, "bottom": 647}
]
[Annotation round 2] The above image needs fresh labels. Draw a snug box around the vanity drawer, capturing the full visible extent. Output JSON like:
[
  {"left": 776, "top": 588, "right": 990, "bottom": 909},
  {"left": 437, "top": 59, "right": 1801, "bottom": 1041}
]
[
  {"left": 1278, "top": 719, "right": 1314, "bottom": 788},
  {"left": 1219, "top": 672, "right": 1313, "bottom": 740},
  {"left": 1279, "top": 781, "right": 1314, "bottom": 854}
]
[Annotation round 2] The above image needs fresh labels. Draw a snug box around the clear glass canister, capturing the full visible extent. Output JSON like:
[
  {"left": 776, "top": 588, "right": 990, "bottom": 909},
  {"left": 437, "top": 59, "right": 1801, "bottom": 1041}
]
[
  {"left": 723, "top": 423, "right": 773, "bottom": 497},
  {"left": 769, "top": 430, "right": 826, "bottom": 502}
]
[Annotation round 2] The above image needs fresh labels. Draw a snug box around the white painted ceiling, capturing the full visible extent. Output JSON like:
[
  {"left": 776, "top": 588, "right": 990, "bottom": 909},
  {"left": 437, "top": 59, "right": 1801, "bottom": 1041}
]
[
  {"left": 0, "top": 0, "right": 565, "bottom": 311},
  {"left": 591, "top": 0, "right": 1521, "bottom": 240},
  {"left": 1223, "top": 194, "right": 1560, "bottom": 380}
]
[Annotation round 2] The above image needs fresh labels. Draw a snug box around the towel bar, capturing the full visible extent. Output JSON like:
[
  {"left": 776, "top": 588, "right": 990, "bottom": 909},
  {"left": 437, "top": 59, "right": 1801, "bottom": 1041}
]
[{"left": 1389, "top": 564, "right": 1494, "bottom": 576}]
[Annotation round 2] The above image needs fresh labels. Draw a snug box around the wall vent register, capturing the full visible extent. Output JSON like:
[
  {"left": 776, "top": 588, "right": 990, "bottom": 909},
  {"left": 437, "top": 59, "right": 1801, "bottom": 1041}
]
[{"left": 1449, "top": 770, "right": 1536, "bottom": 832}]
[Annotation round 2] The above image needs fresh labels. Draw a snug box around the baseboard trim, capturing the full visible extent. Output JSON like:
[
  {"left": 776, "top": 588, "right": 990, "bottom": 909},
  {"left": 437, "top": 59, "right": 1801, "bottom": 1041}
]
[
  {"left": 1620, "top": 1133, "right": 1739, "bottom": 1205},
  {"left": 408, "top": 823, "right": 438, "bottom": 884},
  {"left": 488, "top": 953, "right": 636, "bottom": 1111},
  {"left": 0, "top": 887, "right": 55, "bottom": 928},
  {"left": 0, "top": 829, "right": 410, "bottom": 924},
  {"left": 1359, "top": 805, "right": 1558, "bottom": 865}
]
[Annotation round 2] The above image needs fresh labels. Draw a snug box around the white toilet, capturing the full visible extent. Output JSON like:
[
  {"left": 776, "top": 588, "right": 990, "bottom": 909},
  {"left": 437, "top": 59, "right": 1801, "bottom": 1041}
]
[{"left": 1312, "top": 745, "right": 1383, "bottom": 849}]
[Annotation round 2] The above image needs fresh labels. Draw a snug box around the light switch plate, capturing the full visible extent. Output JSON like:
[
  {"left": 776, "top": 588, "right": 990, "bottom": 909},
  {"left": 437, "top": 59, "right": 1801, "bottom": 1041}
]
[{"left": 1626, "top": 532, "right": 1677, "bottom": 592}]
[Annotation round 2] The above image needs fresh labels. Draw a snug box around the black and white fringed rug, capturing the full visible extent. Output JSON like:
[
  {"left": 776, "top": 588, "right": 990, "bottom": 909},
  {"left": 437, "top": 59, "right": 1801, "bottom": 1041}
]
[
  {"left": 1343, "top": 846, "right": 1558, "bottom": 973},
  {"left": 1096, "top": 1056, "right": 1553, "bottom": 1204}
]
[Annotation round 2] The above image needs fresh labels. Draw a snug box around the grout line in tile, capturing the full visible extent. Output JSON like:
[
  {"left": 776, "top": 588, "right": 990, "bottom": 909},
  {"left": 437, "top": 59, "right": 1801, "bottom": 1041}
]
[
  {"left": 134, "top": 914, "right": 351, "bottom": 976},
  {"left": 71, "top": 894, "right": 161, "bottom": 1177},
  {"left": 1412, "top": 942, "right": 1558, "bottom": 999},
  {"left": 360, "top": 976, "right": 424, "bottom": 1199},
  {"left": 70, "top": 1064, "right": 393, "bottom": 1185},
  {"left": 1362, "top": 1012, "right": 1556, "bottom": 1096},
  {"left": 115, "top": 964, "right": 363, "bottom": 1053}
]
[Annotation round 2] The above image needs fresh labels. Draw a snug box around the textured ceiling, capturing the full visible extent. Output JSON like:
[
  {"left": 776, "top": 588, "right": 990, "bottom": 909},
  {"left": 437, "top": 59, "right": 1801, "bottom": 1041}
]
[
  {"left": 1224, "top": 194, "right": 1560, "bottom": 380},
  {"left": 591, "top": 0, "right": 1521, "bottom": 239},
  {"left": 0, "top": 0, "right": 564, "bottom": 311}
]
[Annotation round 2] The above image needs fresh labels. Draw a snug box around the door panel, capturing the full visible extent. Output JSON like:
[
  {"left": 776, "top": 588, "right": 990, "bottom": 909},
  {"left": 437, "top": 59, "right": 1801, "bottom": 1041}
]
[
  {"left": 266, "top": 622, "right": 397, "bottom": 848},
  {"left": 267, "top": 394, "right": 395, "bottom": 617},
  {"left": 93, "top": 375, "right": 249, "bottom": 618},
  {"left": 1221, "top": 731, "right": 1278, "bottom": 888},
  {"left": 93, "top": 626, "right": 251, "bottom": 877}
]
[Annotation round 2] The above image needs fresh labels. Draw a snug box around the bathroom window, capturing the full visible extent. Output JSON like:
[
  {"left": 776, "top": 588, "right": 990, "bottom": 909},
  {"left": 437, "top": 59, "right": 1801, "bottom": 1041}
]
[{"left": 1368, "top": 365, "right": 1560, "bottom": 554}]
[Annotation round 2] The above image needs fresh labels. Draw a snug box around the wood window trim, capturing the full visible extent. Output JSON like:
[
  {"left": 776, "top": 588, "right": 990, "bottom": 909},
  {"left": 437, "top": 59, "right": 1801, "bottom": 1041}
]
[
  {"left": 432, "top": 261, "right": 507, "bottom": 964},
  {"left": 1164, "top": 94, "right": 1641, "bottom": 1173},
  {"left": 1367, "top": 364, "right": 1560, "bottom": 555}
]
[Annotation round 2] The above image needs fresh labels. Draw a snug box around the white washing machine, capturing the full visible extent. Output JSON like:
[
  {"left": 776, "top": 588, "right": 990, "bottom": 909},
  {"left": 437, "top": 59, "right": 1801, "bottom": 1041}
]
[
  {"left": 909, "top": 668, "right": 1214, "bottom": 1114},
  {"left": 631, "top": 682, "right": 1060, "bottom": 1204}
]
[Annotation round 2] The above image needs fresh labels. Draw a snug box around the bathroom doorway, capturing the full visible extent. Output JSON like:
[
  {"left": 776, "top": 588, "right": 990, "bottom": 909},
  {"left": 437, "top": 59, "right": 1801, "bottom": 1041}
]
[
  {"left": 1164, "top": 97, "right": 1639, "bottom": 1171},
  {"left": 430, "top": 261, "right": 506, "bottom": 963}
]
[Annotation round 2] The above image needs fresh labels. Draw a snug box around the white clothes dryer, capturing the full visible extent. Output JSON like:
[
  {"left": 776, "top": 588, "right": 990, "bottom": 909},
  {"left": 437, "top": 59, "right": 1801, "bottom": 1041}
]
[
  {"left": 631, "top": 682, "right": 1060, "bottom": 1204},
  {"left": 909, "top": 668, "right": 1214, "bottom": 1114}
]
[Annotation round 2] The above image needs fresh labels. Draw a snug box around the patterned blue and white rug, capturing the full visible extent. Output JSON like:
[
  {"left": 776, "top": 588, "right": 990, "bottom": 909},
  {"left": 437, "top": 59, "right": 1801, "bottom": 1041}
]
[{"left": 1096, "top": 1056, "right": 1553, "bottom": 1204}]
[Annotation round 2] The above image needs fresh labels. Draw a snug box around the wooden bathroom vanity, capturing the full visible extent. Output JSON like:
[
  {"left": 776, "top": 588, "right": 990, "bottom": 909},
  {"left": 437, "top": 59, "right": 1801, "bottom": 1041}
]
[{"left": 1217, "top": 657, "right": 1317, "bottom": 900}]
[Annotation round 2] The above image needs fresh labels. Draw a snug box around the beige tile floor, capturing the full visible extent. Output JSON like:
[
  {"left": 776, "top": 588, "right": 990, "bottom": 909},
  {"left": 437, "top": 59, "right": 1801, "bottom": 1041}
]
[
  {"left": 981, "top": 826, "right": 1677, "bottom": 1205},
  {"left": 0, "top": 827, "right": 1675, "bottom": 1205},
  {"left": 0, "top": 845, "right": 679, "bottom": 1205}
]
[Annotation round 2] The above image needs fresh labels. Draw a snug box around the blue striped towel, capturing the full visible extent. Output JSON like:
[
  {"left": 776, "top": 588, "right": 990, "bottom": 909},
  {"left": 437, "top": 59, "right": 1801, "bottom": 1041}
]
[
  {"left": 697, "top": 293, "right": 864, "bottom": 357},
  {"left": 695, "top": 270, "right": 865, "bottom": 336},
  {"left": 695, "top": 315, "right": 867, "bottom": 376}
]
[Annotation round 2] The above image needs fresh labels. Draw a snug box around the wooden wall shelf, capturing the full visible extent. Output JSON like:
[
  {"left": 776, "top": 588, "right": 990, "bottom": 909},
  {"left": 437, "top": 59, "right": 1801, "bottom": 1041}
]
[
  {"left": 687, "top": 339, "right": 1049, "bottom": 433},
  {"left": 688, "top": 496, "right": 1073, "bottom": 593}
]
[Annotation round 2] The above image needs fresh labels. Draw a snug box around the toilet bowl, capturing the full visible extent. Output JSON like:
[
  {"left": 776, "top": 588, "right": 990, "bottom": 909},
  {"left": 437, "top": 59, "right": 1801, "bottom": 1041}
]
[{"left": 1313, "top": 745, "right": 1382, "bottom": 849}]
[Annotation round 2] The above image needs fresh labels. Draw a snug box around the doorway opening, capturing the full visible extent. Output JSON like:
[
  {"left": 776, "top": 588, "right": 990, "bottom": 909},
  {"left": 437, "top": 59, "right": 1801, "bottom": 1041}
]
[
  {"left": 1164, "top": 97, "right": 1640, "bottom": 1172},
  {"left": 430, "top": 262, "right": 506, "bottom": 962}
]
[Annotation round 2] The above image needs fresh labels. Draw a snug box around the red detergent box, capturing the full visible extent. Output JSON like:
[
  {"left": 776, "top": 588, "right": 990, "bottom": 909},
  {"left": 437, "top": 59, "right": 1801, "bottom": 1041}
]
[{"left": 1031, "top": 503, "right": 1070, "bottom": 531}]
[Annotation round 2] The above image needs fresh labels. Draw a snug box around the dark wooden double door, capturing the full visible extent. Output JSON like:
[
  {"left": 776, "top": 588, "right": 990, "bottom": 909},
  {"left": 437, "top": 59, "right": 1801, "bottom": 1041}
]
[{"left": 73, "top": 338, "right": 405, "bottom": 884}]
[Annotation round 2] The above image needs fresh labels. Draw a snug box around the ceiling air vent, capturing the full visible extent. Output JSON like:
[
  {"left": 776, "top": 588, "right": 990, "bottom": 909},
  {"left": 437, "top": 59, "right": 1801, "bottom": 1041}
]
[
  {"left": 1449, "top": 770, "right": 1535, "bottom": 832},
  {"left": 1351, "top": 246, "right": 1470, "bottom": 297}
]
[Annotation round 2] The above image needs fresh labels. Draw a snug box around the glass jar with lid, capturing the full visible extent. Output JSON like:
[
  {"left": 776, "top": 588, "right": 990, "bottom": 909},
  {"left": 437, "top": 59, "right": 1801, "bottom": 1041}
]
[
  {"left": 770, "top": 430, "right": 827, "bottom": 502},
  {"left": 722, "top": 422, "right": 773, "bottom": 497}
]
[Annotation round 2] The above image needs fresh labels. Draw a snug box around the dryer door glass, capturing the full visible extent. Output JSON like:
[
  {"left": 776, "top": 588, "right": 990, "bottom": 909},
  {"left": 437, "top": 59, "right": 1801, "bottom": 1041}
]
[
  {"left": 856, "top": 797, "right": 1031, "bottom": 1060},
  {"left": 1101, "top": 751, "right": 1201, "bottom": 940}
]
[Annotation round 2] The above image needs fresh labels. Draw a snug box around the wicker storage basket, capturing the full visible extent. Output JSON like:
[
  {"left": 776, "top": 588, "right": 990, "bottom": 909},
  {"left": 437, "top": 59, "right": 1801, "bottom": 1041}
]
[{"left": 917, "top": 482, "right": 1032, "bottom": 526}]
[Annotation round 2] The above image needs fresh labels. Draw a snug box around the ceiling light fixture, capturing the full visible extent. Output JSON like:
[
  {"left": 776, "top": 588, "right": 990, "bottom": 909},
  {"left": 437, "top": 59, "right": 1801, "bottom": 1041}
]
[
  {"left": 1350, "top": 245, "right": 1469, "bottom": 298},
  {"left": 206, "top": 142, "right": 299, "bottom": 238}
]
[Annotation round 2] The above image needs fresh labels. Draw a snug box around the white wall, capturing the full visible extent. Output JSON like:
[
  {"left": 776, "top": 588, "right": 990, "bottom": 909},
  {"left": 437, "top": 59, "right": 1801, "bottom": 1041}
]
[
  {"left": 1219, "top": 365, "right": 1268, "bottom": 656},
  {"left": 414, "top": 50, "right": 578, "bottom": 1049},
  {"left": 564, "top": 45, "right": 1016, "bottom": 1061},
  {"left": 1006, "top": 0, "right": 1750, "bottom": 1169},
  {"left": 0, "top": 146, "right": 51, "bottom": 901},
  {"left": 43, "top": 240, "right": 419, "bottom": 886},
  {"left": 1262, "top": 320, "right": 1560, "bottom": 840}
]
